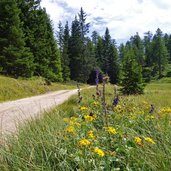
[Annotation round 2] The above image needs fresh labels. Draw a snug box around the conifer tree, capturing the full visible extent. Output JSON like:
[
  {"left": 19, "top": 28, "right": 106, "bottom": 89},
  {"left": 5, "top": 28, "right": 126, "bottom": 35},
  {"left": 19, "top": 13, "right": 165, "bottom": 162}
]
[
  {"left": 69, "top": 16, "right": 82, "bottom": 81},
  {"left": 151, "top": 28, "right": 168, "bottom": 78},
  {"left": 56, "top": 21, "right": 64, "bottom": 54},
  {"left": 45, "top": 14, "right": 63, "bottom": 81},
  {"left": 103, "top": 27, "right": 111, "bottom": 73},
  {"left": 108, "top": 42, "right": 120, "bottom": 84},
  {"left": 130, "top": 33, "right": 144, "bottom": 65},
  {"left": 121, "top": 47, "right": 144, "bottom": 95},
  {"left": 69, "top": 8, "right": 94, "bottom": 83},
  {"left": 18, "top": 1, "right": 62, "bottom": 81},
  {"left": 95, "top": 36, "right": 104, "bottom": 69},
  {"left": 62, "top": 21, "right": 70, "bottom": 81},
  {"left": 0, "top": 0, "right": 34, "bottom": 77}
]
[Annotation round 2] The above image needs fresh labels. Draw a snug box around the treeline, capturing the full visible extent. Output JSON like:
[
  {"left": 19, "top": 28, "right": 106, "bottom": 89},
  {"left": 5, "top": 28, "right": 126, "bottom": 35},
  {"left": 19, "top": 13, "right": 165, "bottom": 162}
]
[
  {"left": 58, "top": 7, "right": 171, "bottom": 84},
  {"left": 0, "top": 0, "right": 62, "bottom": 81},
  {"left": 0, "top": 1, "right": 171, "bottom": 85}
]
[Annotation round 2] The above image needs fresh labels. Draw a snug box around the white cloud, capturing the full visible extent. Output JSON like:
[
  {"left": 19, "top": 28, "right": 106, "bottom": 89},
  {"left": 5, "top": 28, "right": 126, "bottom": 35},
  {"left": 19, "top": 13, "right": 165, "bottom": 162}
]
[{"left": 41, "top": 0, "right": 171, "bottom": 43}]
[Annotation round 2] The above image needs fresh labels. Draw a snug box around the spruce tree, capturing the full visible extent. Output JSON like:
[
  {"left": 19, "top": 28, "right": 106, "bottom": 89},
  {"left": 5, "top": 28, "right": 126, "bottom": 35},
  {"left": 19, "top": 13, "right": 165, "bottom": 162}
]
[
  {"left": 121, "top": 47, "right": 144, "bottom": 95},
  {"left": 69, "top": 16, "right": 82, "bottom": 81},
  {"left": 103, "top": 27, "right": 111, "bottom": 74},
  {"left": 0, "top": 0, "right": 34, "bottom": 77},
  {"left": 45, "top": 14, "right": 63, "bottom": 81},
  {"left": 17, "top": 1, "right": 62, "bottom": 81},
  {"left": 95, "top": 36, "right": 104, "bottom": 69},
  {"left": 62, "top": 21, "right": 70, "bottom": 81},
  {"left": 130, "top": 33, "right": 144, "bottom": 65},
  {"left": 151, "top": 28, "right": 168, "bottom": 78},
  {"left": 69, "top": 8, "right": 94, "bottom": 83},
  {"left": 108, "top": 42, "right": 120, "bottom": 84}
]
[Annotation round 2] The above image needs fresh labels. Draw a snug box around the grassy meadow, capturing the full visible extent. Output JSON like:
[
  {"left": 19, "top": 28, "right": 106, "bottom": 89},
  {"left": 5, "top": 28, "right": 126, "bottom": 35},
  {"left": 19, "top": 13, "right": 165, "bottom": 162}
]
[
  {"left": 0, "top": 75, "right": 77, "bottom": 102},
  {"left": 0, "top": 78, "right": 171, "bottom": 170}
]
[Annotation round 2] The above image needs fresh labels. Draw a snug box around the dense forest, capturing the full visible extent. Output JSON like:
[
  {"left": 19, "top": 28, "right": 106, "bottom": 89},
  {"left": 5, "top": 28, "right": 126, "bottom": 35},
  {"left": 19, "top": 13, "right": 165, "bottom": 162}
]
[{"left": 0, "top": 0, "right": 171, "bottom": 87}]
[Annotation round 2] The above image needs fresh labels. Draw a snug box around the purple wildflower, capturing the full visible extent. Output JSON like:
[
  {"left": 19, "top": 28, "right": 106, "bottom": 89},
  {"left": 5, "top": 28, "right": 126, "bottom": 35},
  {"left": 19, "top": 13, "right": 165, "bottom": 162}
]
[{"left": 112, "top": 96, "right": 119, "bottom": 107}]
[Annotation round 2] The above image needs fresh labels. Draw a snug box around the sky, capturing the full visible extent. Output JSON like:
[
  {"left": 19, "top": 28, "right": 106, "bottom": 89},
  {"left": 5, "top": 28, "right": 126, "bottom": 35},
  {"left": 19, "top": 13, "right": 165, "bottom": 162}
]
[{"left": 41, "top": 0, "right": 171, "bottom": 44}]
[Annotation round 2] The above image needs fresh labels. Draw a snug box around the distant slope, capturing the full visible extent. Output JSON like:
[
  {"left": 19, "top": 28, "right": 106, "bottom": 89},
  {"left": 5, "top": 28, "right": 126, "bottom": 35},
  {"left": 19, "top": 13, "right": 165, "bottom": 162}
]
[{"left": 0, "top": 75, "right": 76, "bottom": 102}]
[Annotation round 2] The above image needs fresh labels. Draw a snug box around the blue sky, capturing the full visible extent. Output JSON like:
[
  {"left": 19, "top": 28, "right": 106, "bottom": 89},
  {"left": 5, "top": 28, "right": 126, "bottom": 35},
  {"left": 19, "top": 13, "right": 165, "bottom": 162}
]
[{"left": 41, "top": 0, "right": 171, "bottom": 44}]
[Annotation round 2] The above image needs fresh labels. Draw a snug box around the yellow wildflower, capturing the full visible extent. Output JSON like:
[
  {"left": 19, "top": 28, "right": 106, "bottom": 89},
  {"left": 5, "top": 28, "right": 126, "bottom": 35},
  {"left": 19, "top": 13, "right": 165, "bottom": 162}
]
[
  {"left": 104, "top": 127, "right": 117, "bottom": 135},
  {"left": 144, "top": 137, "right": 155, "bottom": 144},
  {"left": 78, "top": 138, "right": 91, "bottom": 147},
  {"left": 145, "top": 115, "right": 155, "bottom": 122},
  {"left": 114, "top": 104, "right": 123, "bottom": 113},
  {"left": 134, "top": 137, "right": 143, "bottom": 146},
  {"left": 159, "top": 107, "right": 171, "bottom": 114},
  {"left": 87, "top": 130, "right": 95, "bottom": 139},
  {"left": 80, "top": 106, "right": 88, "bottom": 111},
  {"left": 94, "top": 147, "right": 105, "bottom": 157},
  {"left": 84, "top": 115, "right": 95, "bottom": 122},
  {"left": 65, "top": 126, "right": 75, "bottom": 134},
  {"left": 93, "top": 101, "right": 99, "bottom": 106},
  {"left": 63, "top": 117, "right": 80, "bottom": 127},
  {"left": 63, "top": 118, "right": 70, "bottom": 123},
  {"left": 70, "top": 117, "right": 78, "bottom": 121},
  {"left": 73, "top": 122, "right": 81, "bottom": 127}
]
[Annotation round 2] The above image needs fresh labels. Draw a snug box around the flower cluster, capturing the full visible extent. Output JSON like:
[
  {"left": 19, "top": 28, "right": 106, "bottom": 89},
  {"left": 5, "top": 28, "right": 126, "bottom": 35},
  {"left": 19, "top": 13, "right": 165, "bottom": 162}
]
[
  {"left": 104, "top": 126, "right": 117, "bottom": 135},
  {"left": 135, "top": 136, "right": 156, "bottom": 146},
  {"left": 87, "top": 130, "right": 95, "bottom": 139},
  {"left": 144, "top": 137, "right": 155, "bottom": 144},
  {"left": 78, "top": 138, "right": 91, "bottom": 147},
  {"left": 94, "top": 147, "right": 105, "bottom": 157},
  {"left": 84, "top": 114, "right": 96, "bottom": 122},
  {"left": 134, "top": 137, "right": 143, "bottom": 146},
  {"left": 65, "top": 126, "right": 75, "bottom": 135}
]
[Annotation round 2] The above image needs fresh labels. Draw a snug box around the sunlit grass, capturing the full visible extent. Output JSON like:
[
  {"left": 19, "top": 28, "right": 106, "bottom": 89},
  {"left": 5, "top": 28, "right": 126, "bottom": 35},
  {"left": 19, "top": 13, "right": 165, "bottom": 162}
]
[
  {"left": 0, "top": 75, "right": 77, "bottom": 102},
  {"left": 0, "top": 78, "right": 171, "bottom": 170}
]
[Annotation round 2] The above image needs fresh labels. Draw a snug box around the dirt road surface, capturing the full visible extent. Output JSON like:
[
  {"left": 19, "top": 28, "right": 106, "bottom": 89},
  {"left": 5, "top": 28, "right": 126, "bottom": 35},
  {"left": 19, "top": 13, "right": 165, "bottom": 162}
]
[{"left": 0, "top": 89, "right": 78, "bottom": 135}]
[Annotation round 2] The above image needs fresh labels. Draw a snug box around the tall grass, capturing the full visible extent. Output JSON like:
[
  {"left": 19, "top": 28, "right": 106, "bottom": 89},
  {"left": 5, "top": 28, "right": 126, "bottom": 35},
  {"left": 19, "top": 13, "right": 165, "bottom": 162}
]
[
  {"left": 0, "top": 75, "right": 76, "bottom": 102},
  {"left": 0, "top": 79, "right": 171, "bottom": 170}
]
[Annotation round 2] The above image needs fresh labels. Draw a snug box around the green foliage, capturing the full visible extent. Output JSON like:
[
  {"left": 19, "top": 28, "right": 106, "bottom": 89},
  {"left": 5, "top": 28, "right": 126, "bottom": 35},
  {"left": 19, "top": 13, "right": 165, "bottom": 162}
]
[
  {"left": 0, "top": 1, "right": 170, "bottom": 85},
  {"left": 0, "top": 75, "right": 76, "bottom": 102},
  {"left": 69, "top": 9, "right": 95, "bottom": 83},
  {"left": 151, "top": 28, "right": 168, "bottom": 78},
  {"left": 61, "top": 22, "right": 71, "bottom": 81},
  {"left": 1, "top": 83, "right": 171, "bottom": 170},
  {"left": 0, "top": 0, "right": 34, "bottom": 78},
  {"left": 121, "top": 48, "right": 144, "bottom": 94}
]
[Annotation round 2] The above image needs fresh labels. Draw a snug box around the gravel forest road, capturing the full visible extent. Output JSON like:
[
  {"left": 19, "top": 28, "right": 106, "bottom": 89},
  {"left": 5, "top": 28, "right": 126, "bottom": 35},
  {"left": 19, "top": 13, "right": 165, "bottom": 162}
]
[{"left": 0, "top": 89, "right": 77, "bottom": 135}]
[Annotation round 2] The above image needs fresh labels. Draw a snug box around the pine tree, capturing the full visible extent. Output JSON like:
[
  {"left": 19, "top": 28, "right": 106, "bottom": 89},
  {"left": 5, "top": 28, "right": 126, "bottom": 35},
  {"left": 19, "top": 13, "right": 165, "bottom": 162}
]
[
  {"left": 118, "top": 43, "right": 125, "bottom": 61},
  {"left": 69, "top": 8, "right": 94, "bottom": 83},
  {"left": 103, "top": 27, "right": 111, "bottom": 74},
  {"left": 0, "top": 0, "right": 34, "bottom": 78},
  {"left": 69, "top": 16, "right": 82, "bottom": 81},
  {"left": 95, "top": 36, "right": 104, "bottom": 69},
  {"left": 168, "top": 35, "right": 171, "bottom": 63},
  {"left": 130, "top": 33, "right": 144, "bottom": 65},
  {"left": 121, "top": 47, "right": 144, "bottom": 95},
  {"left": 151, "top": 28, "right": 168, "bottom": 78},
  {"left": 62, "top": 21, "right": 70, "bottom": 81},
  {"left": 144, "top": 31, "right": 153, "bottom": 67},
  {"left": 56, "top": 21, "right": 64, "bottom": 54},
  {"left": 17, "top": 1, "right": 62, "bottom": 81},
  {"left": 78, "top": 7, "right": 90, "bottom": 40},
  {"left": 91, "top": 31, "right": 99, "bottom": 45},
  {"left": 45, "top": 13, "right": 63, "bottom": 81},
  {"left": 108, "top": 42, "right": 120, "bottom": 84}
]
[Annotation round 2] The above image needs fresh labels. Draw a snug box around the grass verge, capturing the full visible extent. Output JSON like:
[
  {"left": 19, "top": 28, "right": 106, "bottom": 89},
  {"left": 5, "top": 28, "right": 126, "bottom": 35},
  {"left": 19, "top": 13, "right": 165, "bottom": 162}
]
[
  {"left": 0, "top": 75, "right": 77, "bottom": 102},
  {"left": 0, "top": 79, "right": 171, "bottom": 170}
]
